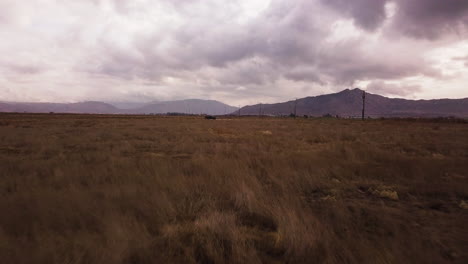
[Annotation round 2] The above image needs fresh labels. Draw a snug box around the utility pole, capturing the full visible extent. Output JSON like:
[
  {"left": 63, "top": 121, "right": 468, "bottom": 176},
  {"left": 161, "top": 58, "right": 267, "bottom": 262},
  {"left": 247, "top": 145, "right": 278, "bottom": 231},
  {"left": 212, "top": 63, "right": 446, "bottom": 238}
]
[
  {"left": 362, "top": 90, "right": 366, "bottom": 120},
  {"left": 294, "top": 98, "right": 297, "bottom": 118},
  {"left": 259, "top": 103, "right": 262, "bottom": 117}
]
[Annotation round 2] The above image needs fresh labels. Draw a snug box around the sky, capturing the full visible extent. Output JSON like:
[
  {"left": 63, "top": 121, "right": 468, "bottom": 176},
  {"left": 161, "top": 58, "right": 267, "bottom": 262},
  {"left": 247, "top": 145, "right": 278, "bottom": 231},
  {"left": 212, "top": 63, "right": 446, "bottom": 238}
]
[{"left": 1, "top": 0, "right": 468, "bottom": 106}]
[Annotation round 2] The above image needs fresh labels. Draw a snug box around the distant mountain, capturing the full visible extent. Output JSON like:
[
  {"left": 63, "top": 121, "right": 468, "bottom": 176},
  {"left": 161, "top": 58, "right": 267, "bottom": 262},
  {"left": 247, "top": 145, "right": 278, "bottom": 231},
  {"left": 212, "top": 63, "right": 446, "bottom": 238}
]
[
  {"left": 105, "top": 101, "right": 154, "bottom": 110},
  {"left": 0, "top": 99, "right": 238, "bottom": 115},
  {"left": 235, "top": 88, "right": 468, "bottom": 118},
  {"left": 2, "top": 90, "right": 467, "bottom": 117},
  {"left": 0, "top": 101, "right": 118, "bottom": 114},
  {"left": 128, "top": 99, "right": 238, "bottom": 115}
]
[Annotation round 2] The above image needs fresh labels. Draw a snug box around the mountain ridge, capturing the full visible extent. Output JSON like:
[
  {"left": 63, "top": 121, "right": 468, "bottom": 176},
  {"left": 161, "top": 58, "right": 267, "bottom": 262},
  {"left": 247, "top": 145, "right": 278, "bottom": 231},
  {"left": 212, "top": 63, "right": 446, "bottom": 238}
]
[
  {"left": 0, "top": 99, "right": 238, "bottom": 115},
  {"left": 235, "top": 88, "right": 468, "bottom": 118},
  {"left": 1, "top": 89, "right": 468, "bottom": 117},
  {"left": 128, "top": 99, "right": 238, "bottom": 115}
]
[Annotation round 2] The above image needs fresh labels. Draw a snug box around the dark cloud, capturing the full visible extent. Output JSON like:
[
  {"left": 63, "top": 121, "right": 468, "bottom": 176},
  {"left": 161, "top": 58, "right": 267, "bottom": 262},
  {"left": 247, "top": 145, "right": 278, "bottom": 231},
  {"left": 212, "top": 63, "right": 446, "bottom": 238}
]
[
  {"left": 393, "top": 0, "right": 468, "bottom": 39},
  {"left": 321, "top": 0, "right": 388, "bottom": 31},
  {"left": 322, "top": 0, "right": 468, "bottom": 39}
]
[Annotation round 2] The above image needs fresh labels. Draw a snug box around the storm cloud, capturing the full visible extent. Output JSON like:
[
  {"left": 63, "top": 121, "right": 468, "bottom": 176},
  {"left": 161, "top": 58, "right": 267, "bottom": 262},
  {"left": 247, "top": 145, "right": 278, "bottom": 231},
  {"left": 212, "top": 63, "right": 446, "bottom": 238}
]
[{"left": 0, "top": 0, "right": 467, "bottom": 105}]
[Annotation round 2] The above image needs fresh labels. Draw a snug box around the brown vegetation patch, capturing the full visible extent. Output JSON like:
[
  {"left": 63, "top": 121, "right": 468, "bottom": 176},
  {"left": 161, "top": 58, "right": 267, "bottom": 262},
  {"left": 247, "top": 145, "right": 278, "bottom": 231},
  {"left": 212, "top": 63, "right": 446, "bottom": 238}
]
[{"left": 0, "top": 114, "right": 467, "bottom": 263}]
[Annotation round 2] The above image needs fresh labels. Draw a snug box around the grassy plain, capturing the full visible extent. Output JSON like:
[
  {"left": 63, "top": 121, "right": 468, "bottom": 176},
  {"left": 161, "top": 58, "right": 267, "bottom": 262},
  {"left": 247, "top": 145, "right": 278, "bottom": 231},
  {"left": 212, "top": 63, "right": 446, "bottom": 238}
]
[{"left": 0, "top": 113, "right": 467, "bottom": 263}]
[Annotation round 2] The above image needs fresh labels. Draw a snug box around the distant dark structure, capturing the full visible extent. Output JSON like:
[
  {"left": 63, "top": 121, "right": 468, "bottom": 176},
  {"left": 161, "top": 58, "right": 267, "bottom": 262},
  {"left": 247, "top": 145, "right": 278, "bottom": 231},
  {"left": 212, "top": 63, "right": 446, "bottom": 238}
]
[
  {"left": 361, "top": 90, "right": 366, "bottom": 120},
  {"left": 294, "top": 98, "right": 297, "bottom": 118},
  {"left": 205, "top": 115, "right": 217, "bottom": 120},
  {"left": 288, "top": 99, "right": 298, "bottom": 118}
]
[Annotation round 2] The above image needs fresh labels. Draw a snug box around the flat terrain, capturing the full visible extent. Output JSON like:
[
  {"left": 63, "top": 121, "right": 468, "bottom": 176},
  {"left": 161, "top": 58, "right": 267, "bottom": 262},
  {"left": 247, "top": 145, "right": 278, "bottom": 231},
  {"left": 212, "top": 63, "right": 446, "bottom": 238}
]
[{"left": 0, "top": 114, "right": 467, "bottom": 263}]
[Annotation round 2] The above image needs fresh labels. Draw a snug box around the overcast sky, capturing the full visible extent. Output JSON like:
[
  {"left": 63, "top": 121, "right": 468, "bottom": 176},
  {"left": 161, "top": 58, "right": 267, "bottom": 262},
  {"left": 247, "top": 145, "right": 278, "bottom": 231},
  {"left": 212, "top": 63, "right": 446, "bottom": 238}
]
[{"left": 1, "top": 0, "right": 468, "bottom": 106}]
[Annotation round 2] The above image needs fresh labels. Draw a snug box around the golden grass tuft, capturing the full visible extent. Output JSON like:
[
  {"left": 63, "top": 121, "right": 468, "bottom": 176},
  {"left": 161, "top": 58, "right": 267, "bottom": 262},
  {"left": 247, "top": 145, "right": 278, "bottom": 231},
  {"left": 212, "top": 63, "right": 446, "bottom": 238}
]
[{"left": 459, "top": 200, "right": 468, "bottom": 210}]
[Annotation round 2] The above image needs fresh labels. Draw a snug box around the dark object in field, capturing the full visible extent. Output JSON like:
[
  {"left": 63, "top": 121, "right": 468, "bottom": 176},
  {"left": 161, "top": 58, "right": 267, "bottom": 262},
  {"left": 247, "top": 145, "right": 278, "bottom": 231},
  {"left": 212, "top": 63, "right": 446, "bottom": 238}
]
[{"left": 205, "top": 115, "right": 217, "bottom": 120}]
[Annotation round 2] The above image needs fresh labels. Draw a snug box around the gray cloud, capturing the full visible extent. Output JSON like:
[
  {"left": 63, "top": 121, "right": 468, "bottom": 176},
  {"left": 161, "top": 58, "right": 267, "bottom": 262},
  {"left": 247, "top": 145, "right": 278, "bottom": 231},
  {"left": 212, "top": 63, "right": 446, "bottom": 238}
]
[
  {"left": 393, "top": 0, "right": 468, "bottom": 39},
  {"left": 366, "top": 81, "right": 422, "bottom": 97},
  {"left": 284, "top": 68, "right": 325, "bottom": 85},
  {"left": 321, "top": 0, "right": 388, "bottom": 31},
  {"left": 323, "top": 0, "right": 468, "bottom": 39},
  {"left": 88, "top": 0, "right": 435, "bottom": 86},
  {"left": 85, "top": 1, "right": 326, "bottom": 81},
  {"left": 452, "top": 55, "right": 468, "bottom": 67},
  {"left": 2, "top": 63, "right": 45, "bottom": 75},
  {"left": 0, "top": 0, "right": 467, "bottom": 105}
]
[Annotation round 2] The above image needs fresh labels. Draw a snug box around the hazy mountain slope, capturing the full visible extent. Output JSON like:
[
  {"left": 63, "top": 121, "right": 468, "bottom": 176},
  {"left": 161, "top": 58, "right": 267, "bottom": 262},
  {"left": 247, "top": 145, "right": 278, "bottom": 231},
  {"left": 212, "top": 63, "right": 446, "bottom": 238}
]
[
  {"left": 236, "top": 88, "right": 468, "bottom": 118},
  {"left": 106, "top": 101, "right": 155, "bottom": 110},
  {"left": 129, "top": 99, "right": 238, "bottom": 115},
  {"left": 0, "top": 101, "right": 119, "bottom": 114},
  {"left": 0, "top": 99, "right": 237, "bottom": 115}
]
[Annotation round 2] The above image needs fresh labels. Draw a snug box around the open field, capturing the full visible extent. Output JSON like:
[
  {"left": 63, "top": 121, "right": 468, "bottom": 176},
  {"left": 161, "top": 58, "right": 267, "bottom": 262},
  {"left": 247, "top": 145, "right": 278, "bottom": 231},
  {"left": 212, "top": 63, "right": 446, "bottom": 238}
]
[{"left": 0, "top": 114, "right": 467, "bottom": 263}]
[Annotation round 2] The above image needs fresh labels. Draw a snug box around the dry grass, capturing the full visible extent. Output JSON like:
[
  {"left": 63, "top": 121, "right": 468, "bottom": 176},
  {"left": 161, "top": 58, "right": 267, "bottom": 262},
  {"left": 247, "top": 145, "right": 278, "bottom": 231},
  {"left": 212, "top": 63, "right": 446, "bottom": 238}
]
[{"left": 0, "top": 113, "right": 467, "bottom": 263}]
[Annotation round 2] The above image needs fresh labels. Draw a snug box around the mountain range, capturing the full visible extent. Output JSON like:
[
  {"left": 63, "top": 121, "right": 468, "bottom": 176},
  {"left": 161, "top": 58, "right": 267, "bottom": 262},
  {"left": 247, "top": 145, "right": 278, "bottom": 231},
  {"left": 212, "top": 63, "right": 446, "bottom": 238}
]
[
  {"left": 1, "top": 89, "right": 467, "bottom": 117},
  {"left": 236, "top": 88, "right": 468, "bottom": 118},
  {"left": 128, "top": 99, "right": 238, "bottom": 115},
  {"left": 0, "top": 99, "right": 238, "bottom": 115}
]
